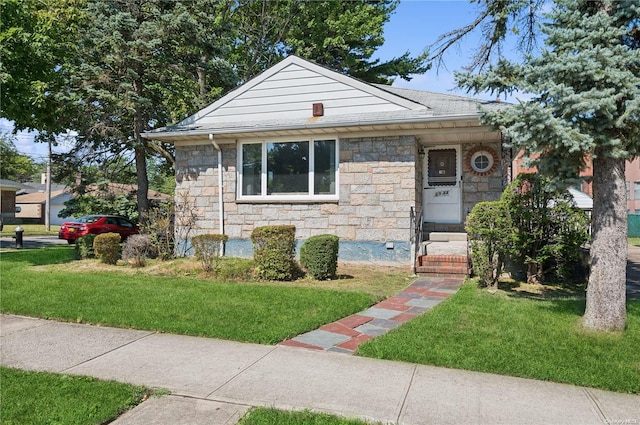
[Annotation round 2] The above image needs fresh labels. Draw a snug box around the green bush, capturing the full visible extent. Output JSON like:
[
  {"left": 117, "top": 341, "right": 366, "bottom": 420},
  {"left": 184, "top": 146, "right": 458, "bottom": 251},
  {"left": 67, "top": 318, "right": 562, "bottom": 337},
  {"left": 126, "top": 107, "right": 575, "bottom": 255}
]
[
  {"left": 74, "top": 234, "right": 97, "bottom": 259},
  {"left": 300, "top": 234, "right": 339, "bottom": 280},
  {"left": 93, "top": 233, "right": 122, "bottom": 265},
  {"left": 250, "top": 225, "right": 297, "bottom": 281},
  {"left": 465, "top": 201, "right": 512, "bottom": 289},
  {"left": 191, "top": 234, "right": 228, "bottom": 272},
  {"left": 501, "top": 174, "right": 590, "bottom": 283},
  {"left": 122, "top": 234, "right": 152, "bottom": 267}
]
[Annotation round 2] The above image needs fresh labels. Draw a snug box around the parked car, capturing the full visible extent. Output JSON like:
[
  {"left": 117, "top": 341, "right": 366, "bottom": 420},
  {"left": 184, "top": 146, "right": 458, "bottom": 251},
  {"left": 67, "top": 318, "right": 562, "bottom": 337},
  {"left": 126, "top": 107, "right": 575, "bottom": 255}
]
[{"left": 58, "top": 215, "right": 139, "bottom": 244}]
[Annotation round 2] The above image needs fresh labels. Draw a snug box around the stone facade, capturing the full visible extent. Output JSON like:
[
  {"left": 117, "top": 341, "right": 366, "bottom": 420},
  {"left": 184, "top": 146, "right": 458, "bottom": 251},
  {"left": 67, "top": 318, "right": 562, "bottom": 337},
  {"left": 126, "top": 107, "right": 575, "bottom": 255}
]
[
  {"left": 461, "top": 141, "right": 505, "bottom": 221},
  {"left": 174, "top": 137, "right": 504, "bottom": 262},
  {"left": 174, "top": 136, "right": 420, "bottom": 261}
]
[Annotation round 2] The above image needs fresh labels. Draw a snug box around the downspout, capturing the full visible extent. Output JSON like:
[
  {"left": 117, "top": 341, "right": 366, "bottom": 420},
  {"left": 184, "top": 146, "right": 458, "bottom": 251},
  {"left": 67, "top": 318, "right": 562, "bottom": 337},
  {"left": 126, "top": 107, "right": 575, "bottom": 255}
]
[{"left": 209, "top": 134, "right": 225, "bottom": 255}]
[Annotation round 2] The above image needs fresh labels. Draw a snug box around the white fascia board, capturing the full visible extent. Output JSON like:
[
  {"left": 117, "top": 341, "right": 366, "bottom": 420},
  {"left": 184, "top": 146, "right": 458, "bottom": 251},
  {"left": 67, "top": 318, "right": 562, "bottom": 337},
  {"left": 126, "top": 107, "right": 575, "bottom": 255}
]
[{"left": 145, "top": 113, "right": 482, "bottom": 141}]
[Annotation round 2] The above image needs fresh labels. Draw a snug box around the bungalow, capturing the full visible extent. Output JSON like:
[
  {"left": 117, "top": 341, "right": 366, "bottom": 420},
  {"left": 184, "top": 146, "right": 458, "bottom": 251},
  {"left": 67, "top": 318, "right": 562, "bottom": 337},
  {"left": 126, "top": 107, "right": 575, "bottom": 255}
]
[{"left": 144, "top": 55, "right": 509, "bottom": 267}]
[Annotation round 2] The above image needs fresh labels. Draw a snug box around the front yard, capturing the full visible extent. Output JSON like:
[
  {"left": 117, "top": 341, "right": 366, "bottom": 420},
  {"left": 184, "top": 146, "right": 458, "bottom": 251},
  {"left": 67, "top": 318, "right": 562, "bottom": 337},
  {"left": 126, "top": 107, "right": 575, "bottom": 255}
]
[
  {"left": 2, "top": 244, "right": 639, "bottom": 403},
  {"left": 0, "top": 246, "right": 411, "bottom": 344},
  {"left": 357, "top": 280, "right": 640, "bottom": 394}
]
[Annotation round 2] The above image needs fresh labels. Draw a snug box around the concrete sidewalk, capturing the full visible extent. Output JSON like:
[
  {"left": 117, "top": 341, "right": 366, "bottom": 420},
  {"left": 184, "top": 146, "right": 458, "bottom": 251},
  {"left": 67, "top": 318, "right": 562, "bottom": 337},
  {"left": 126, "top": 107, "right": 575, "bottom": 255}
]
[{"left": 2, "top": 314, "right": 638, "bottom": 425}]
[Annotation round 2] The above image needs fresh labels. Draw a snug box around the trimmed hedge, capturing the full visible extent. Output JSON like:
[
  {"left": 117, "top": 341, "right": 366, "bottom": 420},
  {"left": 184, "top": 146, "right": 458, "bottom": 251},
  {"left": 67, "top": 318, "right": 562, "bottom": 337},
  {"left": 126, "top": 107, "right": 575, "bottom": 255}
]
[
  {"left": 93, "top": 233, "right": 121, "bottom": 265},
  {"left": 250, "top": 225, "right": 297, "bottom": 281},
  {"left": 300, "top": 234, "right": 339, "bottom": 280},
  {"left": 191, "top": 234, "right": 228, "bottom": 272}
]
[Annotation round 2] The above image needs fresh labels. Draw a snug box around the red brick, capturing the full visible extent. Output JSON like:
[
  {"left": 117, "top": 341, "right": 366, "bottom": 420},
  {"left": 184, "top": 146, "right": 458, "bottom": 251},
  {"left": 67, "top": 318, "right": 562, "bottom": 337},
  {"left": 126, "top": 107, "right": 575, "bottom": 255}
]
[
  {"left": 337, "top": 314, "right": 373, "bottom": 329},
  {"left": 336, "top": 334, "right": 374, "bottom": 351},
  {"left": 320, "top": 322, "right": 361, "bottom": 337},
  {"left": 279, "top": 340, "right": 324, "bottom": 350}
]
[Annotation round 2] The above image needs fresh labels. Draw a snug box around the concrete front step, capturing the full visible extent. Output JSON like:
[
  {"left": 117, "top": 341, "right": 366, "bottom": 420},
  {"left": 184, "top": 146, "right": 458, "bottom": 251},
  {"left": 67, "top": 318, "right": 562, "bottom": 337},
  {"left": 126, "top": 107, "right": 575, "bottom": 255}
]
[
  {"left": 427, "top": 232, "right": 467, "bottom": 242},
  {"left": 416, "top": 254, "right": 469, "bottom": 276}
]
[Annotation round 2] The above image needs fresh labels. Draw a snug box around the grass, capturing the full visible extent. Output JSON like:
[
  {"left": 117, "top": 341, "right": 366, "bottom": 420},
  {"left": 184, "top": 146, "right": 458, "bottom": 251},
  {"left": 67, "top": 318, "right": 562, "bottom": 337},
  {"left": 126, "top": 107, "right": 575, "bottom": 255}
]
[
  {"left": 0, "top": 367, "right": 149, "bottom": 425},
  {"left": 629, "top": 237, "right": 640, "bottom": 247},
  {"left": 357, "top": 280, "right": 640, "bottom": 394},
  {"left": 239, "top": 407, "right": 379, "bottom": 425},
  {"left": 0, "top": 246, "right": 412, "bottom": 344},
  {"left": 0, "top": 223, "right": 59, "bottom": 237}
]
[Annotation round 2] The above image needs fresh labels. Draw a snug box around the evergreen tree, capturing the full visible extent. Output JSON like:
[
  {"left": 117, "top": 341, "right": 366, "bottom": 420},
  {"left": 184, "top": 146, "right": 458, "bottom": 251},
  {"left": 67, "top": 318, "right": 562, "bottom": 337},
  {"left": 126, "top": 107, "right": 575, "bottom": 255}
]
[
  {"left": 68, "top": 0, "right": 235, "bottom": 219},
  {"left": 456, "top": 0, "right": 640, "bottom": 331}
]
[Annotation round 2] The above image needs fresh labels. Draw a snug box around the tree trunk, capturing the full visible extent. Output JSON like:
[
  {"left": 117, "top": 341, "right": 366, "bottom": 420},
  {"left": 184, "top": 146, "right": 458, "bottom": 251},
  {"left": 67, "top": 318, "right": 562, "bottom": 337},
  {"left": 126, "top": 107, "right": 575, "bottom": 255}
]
[
  {"left": 583, "top": 152, "right": 627, "bottom": 331},
  {"left": 134, "top": 77, "right": 149, "bottom": 222}
]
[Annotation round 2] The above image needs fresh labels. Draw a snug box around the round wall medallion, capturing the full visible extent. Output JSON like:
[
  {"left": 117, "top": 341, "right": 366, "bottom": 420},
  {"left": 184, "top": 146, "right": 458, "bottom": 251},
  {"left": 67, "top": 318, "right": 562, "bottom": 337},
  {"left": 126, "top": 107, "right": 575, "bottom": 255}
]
[{"left": 464, "top": 146, "right": 499, "bottom": 176}]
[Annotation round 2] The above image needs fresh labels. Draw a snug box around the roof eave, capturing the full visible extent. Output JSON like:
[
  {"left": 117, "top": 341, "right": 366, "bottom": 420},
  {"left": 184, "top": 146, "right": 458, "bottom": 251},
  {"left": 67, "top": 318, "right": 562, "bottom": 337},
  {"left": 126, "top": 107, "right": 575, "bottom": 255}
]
[{"left": 143, "top": 113, "right": 484, "bottom": 142}]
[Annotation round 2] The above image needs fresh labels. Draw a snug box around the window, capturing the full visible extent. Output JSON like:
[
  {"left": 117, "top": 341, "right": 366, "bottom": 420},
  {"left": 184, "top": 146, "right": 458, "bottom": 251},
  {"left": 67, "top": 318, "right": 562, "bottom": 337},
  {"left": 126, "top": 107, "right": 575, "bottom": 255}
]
[
  {"left": 634, "top": 181, "right": 640, "bottom": 201},
  {"left": 239, "top": 139, "right": 338, "bottom": 200},
  {"left": 471, "top": 152, "right": 493, "bottom": 173}
]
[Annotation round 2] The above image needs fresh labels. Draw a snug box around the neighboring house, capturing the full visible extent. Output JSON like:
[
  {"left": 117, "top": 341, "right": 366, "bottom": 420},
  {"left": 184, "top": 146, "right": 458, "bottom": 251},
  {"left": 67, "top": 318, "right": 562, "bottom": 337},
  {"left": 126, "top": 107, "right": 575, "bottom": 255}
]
[
  {"left": 16, "top": 181, "right": 171, "bottom": 225},
  {"left": 0, "top": 179, "right": 31, "bottom": 224},
  {"left": 15, "top": 187, "right": 74, "bottom": 225},
  {"left": 511, "top": 151, "right": 640, "bottom": 213},
  {"left": 144, "top": 55, "right": 509, "bottom": 265}
]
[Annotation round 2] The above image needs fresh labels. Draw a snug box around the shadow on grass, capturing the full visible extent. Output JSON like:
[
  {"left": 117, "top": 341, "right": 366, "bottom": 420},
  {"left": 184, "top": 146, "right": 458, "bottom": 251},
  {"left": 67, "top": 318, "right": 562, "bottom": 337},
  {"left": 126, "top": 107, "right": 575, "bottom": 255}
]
[
  {"left": 0, "top": 246, "right": 76, "bottom": 266},
  {"left": 494, "top": 279, "right": 587, "bottom": 316},
  {"left": 497, "top": 279, "right": 586, "bottom": 300}
]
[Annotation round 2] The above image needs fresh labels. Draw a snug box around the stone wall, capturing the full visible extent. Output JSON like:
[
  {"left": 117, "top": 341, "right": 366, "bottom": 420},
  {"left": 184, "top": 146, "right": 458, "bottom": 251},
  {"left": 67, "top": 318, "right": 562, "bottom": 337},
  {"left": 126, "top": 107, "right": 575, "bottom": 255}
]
[
  {"left": 173, "top": 136, "right": 420, "bottom": 262},
  {"left": 461, "top": 141, "right": 505, "bottom": 221}
]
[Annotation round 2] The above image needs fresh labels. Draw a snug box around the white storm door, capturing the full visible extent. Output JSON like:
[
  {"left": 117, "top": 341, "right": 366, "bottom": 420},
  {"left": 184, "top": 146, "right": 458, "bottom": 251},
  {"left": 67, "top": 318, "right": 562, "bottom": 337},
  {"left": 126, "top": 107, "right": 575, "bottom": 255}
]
[{"left": 423, "top": 146, "right": 462, "bottom": 224}]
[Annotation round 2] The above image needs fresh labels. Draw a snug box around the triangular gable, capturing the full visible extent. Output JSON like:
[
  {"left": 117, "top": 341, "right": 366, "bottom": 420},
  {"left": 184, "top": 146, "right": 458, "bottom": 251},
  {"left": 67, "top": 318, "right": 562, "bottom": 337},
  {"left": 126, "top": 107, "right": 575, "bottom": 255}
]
[{"left": 179, "top": 55, "right": 429, "bottom": 127}]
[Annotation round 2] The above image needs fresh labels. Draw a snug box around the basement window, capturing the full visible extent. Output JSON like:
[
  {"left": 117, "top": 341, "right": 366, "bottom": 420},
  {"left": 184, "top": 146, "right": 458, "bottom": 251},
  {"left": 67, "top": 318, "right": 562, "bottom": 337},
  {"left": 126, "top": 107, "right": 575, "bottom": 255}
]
[{"left": 238, "top": 138, "right": 338, "bottom": 201}]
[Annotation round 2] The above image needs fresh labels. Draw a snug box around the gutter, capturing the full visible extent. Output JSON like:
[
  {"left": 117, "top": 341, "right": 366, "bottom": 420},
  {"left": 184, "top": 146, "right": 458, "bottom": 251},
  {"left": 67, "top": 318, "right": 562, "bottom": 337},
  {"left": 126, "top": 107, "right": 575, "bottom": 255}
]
[{"left": 209, "top": 134, "right": 225, "bottom": 254}]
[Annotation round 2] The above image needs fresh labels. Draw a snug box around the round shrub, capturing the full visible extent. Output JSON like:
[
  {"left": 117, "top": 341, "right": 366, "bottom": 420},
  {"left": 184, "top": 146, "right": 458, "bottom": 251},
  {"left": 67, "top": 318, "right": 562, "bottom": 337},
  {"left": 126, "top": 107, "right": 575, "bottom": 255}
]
[
  {"left": 250, "top": 225, "right": 297, "bottom": 281},
  {"left": 191, "top": 234, "right": 228, "bottom": 272},
  {"left": 300, "top": 234, "right": 339, "bottom": 280},
  {"left": 93, "top": 233, "right": 122, "bottom": 265}
]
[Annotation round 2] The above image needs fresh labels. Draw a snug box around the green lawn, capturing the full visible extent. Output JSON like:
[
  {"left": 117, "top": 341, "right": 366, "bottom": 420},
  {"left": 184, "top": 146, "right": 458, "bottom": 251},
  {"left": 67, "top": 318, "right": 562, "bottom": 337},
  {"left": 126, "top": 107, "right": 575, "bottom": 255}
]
[
  {"left": 0, "top": 246, "right": 382, "bottom": 344},
  {"left": 239, "top": 407, "right": 379, "bottom": 425},
  {"left": 629, "top": 237, "right": 640, "bottom": 247},
  {"left": 357, "top": 281, "right": 640, "bottom": 394},
  {"left": 0, "top": 367, "right": 148, "bottom": 425},
  {"left": 0, "top": 223, "right": 59, "bottom": 237}
]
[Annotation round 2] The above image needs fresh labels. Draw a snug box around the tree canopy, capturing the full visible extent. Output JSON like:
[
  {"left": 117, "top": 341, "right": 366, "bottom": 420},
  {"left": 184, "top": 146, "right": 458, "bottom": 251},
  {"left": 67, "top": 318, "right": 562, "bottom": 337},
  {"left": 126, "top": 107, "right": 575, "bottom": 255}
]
[
  {"left": 1, "top": 0, "right": 428, "bottom": 218},
  {"left": 0, "top": 0, "right": 83, "bottom": 140},
  {"left": 454, "top": 0, "right": 640, "bottom": 331},
  {"left": 0, "top": 135, "right": 41, "bottom": 182}
]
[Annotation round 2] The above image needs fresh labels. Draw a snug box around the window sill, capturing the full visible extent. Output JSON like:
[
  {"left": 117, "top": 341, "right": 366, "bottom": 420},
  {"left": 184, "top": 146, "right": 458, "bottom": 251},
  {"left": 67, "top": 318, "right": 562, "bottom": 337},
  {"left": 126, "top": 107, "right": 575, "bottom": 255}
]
[{"left": 236, "top": 196, "right": 339, "bottom": 204}]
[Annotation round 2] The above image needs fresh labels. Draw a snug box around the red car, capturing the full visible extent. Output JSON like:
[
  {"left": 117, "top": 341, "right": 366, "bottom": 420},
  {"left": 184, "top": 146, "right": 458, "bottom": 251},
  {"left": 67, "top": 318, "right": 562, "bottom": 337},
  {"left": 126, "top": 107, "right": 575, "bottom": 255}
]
[{"left": 58, "top": 215, "right": 139, "bottom": 244}]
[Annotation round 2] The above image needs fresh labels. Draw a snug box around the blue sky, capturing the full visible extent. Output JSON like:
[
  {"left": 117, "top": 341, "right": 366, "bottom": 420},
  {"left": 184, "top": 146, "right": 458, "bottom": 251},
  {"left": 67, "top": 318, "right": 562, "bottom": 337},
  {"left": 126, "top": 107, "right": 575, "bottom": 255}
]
[{"left": 4, "top": 0, "right": 516, "bottom": 161}]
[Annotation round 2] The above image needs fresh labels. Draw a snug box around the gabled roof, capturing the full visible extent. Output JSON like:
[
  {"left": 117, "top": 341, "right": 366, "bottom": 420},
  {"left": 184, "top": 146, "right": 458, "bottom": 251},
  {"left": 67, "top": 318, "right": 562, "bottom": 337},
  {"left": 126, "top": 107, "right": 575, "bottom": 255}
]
[
  {"left": 16, "top": 189, "right": 71, "bottom": 204},
  {"left": 144, "top": 55, "right": 506, "bottom": 143}
]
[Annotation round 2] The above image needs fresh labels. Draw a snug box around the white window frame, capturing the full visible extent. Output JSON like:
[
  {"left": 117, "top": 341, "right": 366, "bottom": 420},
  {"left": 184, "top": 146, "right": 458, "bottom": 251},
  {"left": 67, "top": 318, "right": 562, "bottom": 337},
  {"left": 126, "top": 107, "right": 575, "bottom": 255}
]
[{"left": 237, "top": 137, "right": 340, "bottom": 202}]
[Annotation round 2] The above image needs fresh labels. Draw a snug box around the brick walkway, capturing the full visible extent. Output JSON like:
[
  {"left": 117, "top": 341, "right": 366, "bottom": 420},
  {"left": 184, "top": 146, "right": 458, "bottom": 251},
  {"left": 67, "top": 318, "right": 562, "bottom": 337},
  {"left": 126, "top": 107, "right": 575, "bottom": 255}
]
[{"left": 280, "top": 276, "right": 464, "bottom": 354}]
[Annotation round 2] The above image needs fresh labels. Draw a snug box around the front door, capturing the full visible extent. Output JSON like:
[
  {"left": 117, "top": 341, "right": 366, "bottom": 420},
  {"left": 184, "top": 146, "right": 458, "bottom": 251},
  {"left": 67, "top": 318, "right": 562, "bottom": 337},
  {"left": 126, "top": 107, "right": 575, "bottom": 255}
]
[{"left": 423, "top": 146, "right": 462, "bottom": 224}]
